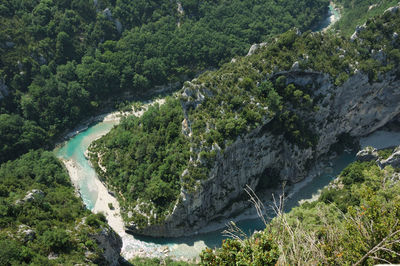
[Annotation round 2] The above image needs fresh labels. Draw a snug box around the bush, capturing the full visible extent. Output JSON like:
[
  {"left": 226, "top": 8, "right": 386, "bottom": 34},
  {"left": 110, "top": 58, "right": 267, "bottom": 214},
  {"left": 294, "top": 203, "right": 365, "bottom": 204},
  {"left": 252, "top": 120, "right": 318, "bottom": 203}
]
[
  {"left": 86, "top": 213, "right": 106, "bottom": 228},
  {"left": 200, "top": 233, "right": 279, "bottom": 265},
  {"left": 42, "top": 229, "right": 71, "bottom": 252}
]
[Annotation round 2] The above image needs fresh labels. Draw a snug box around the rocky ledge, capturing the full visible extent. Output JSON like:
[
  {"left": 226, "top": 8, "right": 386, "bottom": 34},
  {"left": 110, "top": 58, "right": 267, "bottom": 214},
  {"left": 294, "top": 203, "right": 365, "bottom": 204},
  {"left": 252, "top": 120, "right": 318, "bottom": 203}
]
[
  {"left": 90, "top": 226, "right": 123, "bottom": 266},
  {"left": 357, "top": 145, "right": 400, "bottom": 168}
]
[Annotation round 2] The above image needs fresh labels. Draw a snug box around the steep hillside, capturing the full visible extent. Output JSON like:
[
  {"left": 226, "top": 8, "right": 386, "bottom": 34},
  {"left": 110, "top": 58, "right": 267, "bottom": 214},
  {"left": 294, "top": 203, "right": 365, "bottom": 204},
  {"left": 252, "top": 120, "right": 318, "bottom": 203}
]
[
  {"left": 90, "top": 5, "right": 400, "bottom": 237},
  {"left": 0, "top": 150, "right": 122, "bottom": 265},
  {"left": 200, "top": 145, "right": 400, "bottom": 265}
]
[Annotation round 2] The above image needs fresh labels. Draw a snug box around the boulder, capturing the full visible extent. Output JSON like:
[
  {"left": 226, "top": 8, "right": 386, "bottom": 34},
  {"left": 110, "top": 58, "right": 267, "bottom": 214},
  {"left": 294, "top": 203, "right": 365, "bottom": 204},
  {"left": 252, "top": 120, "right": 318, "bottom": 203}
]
[
  {"left": 23, "top": 189, "right": 45, "bottom": 202},
  {"left": 380, "top": 146, "right": 400, "bottom": 168},
  {"left": 247, "top": 42, "right": 267, "bottom": 56},
  {"left": 18, "top": 225, "right": 36, "bottom": 243},
  {"left": 356, "top": 146, "right": 379, "bottom": 162}
]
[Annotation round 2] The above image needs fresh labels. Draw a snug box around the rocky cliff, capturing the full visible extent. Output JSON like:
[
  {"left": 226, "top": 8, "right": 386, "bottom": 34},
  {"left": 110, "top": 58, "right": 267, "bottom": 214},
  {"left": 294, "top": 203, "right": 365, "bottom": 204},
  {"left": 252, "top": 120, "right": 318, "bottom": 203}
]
[{"left": 91, "top": 226, "right": 123, "bottom": 266}]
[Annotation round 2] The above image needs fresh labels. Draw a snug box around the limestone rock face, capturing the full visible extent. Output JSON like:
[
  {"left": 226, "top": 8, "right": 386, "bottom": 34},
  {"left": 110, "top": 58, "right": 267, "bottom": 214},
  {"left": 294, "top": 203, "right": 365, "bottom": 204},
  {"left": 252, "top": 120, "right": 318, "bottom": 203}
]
[
  {"left": 23, "top": 189, "right": 45, "bottom": 202},
  {"left": 128, "top": 68, "right": 400, "bottom": 237},
  {"left": 91, "top": 226, "right": 122, "bottom": 266},
  {"left": 247, "top": 42, "right": 267, "bottom": 56},
  {"left": 350, "top": 24, "right": 366, "bottom": 41},
  {"left": 356, "top": 146, "right": 379, "bottom": 162},
  {"left": 15, "top": 189, "right": 45, "bottom": 205},
  {"left": 18, "top": 225, "right": 36, "bottom": 243},
  {"left": 380, "top": 146, "right": 400, "bottom": 168}
]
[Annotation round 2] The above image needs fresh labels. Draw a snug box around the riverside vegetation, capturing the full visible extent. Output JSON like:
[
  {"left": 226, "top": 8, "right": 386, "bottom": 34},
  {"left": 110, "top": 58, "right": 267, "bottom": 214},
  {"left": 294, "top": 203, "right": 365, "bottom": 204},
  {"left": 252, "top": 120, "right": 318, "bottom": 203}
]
[
  {"left": 333, "top": 0, "right": 400, "bottom": 36},
  {"left": 89, "top": 4, "right": 400, "bottom": 230},
  {"left": 0, "top": 150, "right": 120, "bottom": 265}
]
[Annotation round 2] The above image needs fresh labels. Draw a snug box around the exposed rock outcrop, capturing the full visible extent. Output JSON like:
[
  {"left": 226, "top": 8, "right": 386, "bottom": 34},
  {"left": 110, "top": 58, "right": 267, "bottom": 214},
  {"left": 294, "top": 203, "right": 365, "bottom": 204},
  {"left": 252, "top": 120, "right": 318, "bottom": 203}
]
[
  {"left": 15, "top": 189, "right": 45, "bottom": 205},
  {"left": 91, "top": 226, "right": 122, "bottom": 266},
  {"left": 350, "top": 24, "right": 366, "bottom": 41},
  {"left": 18, "top": 225, "right": 36, "bottom": 243},
  {"left": 356, "top": 146, "right": 379, "bottom": 162},
  {"left": 357, "top": 144, "right": 400, "bottom": 169},
  {"left": 247, "top": 42, "right": 268, "bottom": 56},
  {"left": 380, "top": 146, "right": 400, "bottom": 168}
]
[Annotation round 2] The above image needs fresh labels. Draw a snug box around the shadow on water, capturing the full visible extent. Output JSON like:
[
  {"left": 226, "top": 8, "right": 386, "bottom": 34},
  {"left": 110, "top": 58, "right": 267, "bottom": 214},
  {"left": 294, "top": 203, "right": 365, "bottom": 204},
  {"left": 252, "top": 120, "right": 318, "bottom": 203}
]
[{"left": 131, "top": 151, "right": 356, "bottom": 248}]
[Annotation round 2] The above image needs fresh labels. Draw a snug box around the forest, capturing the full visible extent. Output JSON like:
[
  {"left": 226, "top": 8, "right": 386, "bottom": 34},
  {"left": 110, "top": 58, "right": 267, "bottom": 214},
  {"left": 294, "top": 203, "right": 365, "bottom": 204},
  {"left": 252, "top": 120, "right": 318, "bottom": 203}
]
[
  {"left": 0, "top": 150, "right": 113, "bottom": 264},
  {"left": 0, "top": 0, "right": 331, "bottom": 264},
  {"left": 89, "top": 98, "right": 190, "bottom": 227},
  {"left": 0, "top": 0, "right": 329, "bottom": 163}
]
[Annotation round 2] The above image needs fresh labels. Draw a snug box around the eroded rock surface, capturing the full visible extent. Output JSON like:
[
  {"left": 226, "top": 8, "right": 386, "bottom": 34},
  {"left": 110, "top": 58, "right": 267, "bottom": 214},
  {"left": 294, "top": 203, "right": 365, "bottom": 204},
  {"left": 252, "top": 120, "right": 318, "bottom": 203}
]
[{"left": 91, "top": 226, "right": 123, "bottom": 266}]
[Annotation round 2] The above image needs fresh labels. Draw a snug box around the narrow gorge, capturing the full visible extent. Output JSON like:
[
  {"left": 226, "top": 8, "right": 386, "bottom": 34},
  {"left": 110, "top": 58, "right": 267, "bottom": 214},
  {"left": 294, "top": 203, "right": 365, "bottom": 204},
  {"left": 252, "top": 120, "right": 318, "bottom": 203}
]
[{"left": 89, "top": 5, "right": 400, "bottom": 239}]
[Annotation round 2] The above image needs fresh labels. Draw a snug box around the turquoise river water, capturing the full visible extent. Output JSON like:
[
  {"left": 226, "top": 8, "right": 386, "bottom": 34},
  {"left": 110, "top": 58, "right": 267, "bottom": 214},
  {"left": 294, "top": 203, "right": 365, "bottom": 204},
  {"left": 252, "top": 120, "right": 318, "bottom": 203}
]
[{"left": 55, "top": 121, "right": 118, "bottom": 210}]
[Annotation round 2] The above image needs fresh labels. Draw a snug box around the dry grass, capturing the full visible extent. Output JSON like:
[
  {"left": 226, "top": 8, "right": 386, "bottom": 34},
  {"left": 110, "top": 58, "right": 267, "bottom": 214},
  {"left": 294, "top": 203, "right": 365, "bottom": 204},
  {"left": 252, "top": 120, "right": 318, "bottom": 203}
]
[{"left": 223, "top": 183, "right": 400, "bottom": 265}]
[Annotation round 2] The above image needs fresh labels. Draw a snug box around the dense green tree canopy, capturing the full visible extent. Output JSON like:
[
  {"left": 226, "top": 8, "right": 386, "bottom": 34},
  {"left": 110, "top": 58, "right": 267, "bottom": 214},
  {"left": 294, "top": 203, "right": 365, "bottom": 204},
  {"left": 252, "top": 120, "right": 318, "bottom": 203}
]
[
  {"left": 0, "top": 150, "right": 111, "bottom": 264},
  {"left": 0, "top": 0, "right": 329, "bottom": 162}
]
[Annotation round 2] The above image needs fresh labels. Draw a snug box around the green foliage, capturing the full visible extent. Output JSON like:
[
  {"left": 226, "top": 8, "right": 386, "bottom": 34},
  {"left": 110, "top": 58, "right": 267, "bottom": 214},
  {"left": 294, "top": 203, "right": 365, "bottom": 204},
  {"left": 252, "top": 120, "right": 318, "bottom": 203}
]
[
  {"left": 334, "top": 0, "right": 399, "bottom": 37},
  {"left": 0, "top": 239, "right": 24, "bottom": 266},
  {"left": 317, "top": 163, "right": 400, "bottom": 264},
  {"left": 0, "top": 0, "right": 329, "bottom": 163},
  {"left": 200, "top": 232, "right": 279, "bottom": 265},
  {"left": 91, "top": 8, "right": 400, "bottom": 229},
  {"left": 42, "top": 229, "right": 71, "bottom": 252},
  {"left": 0, "top": 150, "right": 110, "bottom": 264},
  {"left": 377, "top": 147, "right": 394, "bottom": 159},
  {"left": 203, "top": 154, "right": 400, "bottom": 264},
  {"left": 0, "top": 114, "right": 48, "bottom": 162},
  {"left": 319, "top": 161, "right": 374, "bottom": 212},
  {"left": 89, "top": 98, "right": 190, "bottom": 226},
  {"left": 86, "top": 213, "right": 107, "bottom": 228}
]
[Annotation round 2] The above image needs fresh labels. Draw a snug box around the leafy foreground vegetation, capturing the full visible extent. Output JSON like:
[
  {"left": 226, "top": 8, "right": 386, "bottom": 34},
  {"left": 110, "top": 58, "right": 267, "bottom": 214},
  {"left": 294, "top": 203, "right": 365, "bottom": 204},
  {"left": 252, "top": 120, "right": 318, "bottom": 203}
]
[
  {"left": 0, "top": 0, "right": 329, "bottom": 163},
  {"left": 0, "top": 150, "right": 114, "bottom": 265},
  {"left": 91, "top": 7, "right": 400, "bottom": 227},
  {"left": 201, "top": 159, "right": 400, "bottom": 265}
]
